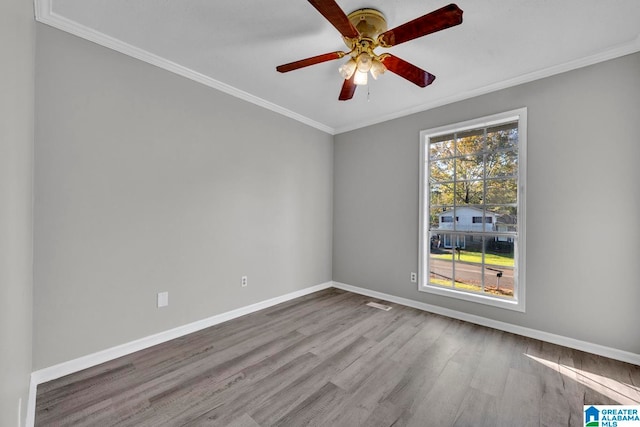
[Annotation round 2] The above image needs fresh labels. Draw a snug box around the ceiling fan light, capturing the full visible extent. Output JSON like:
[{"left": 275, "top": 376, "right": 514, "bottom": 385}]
[
  {"left": 338, "top": 58, "right": 357, "bottom": 79},
  {"left": 354, "top": 70, "right": 368, "bottom": 86},
  {"left": 356, "top": 53, "right": 373, "bottom": 72},
  {"left": 370, "top": 60, "right": 387, "bottom": 80}
]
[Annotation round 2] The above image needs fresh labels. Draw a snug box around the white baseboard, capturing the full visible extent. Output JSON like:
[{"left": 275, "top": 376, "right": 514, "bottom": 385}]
[
  {"left": 25, "top": 377, "right": 36, "bottom": 427},
  {"left": 25, "top": 281, "right": 332, "bottom": 427},
  {"left": 331, "top": 281, "right": 640, "bottom": 366}
]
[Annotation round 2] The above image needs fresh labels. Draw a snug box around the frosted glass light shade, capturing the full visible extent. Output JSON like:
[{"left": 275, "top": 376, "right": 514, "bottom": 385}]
[
  {"left": 338, "top": 59, "right": 357, "bottom": 79},
  {"left": 370, "top": 60, "right": 386, "bottom": 79},
  {"left": 356, "top": 53, "right": 372, "bottom": 72},
  {"left": 354, "top": 70, "right": 368, "bottom": 86}
]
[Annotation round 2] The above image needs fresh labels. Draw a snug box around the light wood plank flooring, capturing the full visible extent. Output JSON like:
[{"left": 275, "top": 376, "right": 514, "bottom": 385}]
[{"left": 36, "top": 288, "right": 640, "bottom": 426}]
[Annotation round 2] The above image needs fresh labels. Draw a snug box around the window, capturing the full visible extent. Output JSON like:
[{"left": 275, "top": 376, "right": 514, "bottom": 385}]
[
  {"left": 472, "top": 216, "right": 492, "bottom": 224},
  {"left": 419, "top": 108, "right": 527, "bottom": 311}
]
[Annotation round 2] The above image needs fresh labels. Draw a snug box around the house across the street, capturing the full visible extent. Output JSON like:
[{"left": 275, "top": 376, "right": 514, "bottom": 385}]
[{"left": 434, "top": 206, "right": 513, "bottom": 249}]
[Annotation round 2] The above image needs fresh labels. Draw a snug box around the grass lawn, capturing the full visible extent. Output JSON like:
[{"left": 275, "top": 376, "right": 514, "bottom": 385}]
[{"left": 431, "top": 250, "right": 514, "bottom": 267}]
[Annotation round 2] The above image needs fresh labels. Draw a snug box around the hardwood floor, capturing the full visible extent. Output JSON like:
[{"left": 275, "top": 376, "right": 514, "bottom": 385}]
[{"left": 35, "top": 288, "right": 640, "bottom": 426}]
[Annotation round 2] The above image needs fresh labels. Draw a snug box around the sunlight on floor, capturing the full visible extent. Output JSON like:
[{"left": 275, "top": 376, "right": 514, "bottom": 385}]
[{"left": 525, "top": 354, "right": 640, "bottom": 405}]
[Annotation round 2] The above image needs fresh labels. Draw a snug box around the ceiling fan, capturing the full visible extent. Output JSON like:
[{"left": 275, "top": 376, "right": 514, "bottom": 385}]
[{"left": 276, "top": 1, "right": 463, "bottom": 101}]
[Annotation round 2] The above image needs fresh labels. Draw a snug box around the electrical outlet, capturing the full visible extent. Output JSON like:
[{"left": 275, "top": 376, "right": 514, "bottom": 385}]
[
  {"left": 157, "top": 291, "right": 169, "bottom": 308},
  {"left": 241, "top": 276, "right": 248, "bottom": 287},
  {"left": 410, "top": 272, "right": 417, "bottom": 283}
]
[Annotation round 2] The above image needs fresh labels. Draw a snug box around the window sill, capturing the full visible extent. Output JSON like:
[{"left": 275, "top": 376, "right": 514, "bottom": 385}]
[{"left": 419, "top": 283, "right": 525, "bottom": 312}]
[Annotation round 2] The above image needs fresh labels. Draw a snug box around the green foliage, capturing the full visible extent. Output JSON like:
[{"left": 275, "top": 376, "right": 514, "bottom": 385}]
[{"left": 428, "top": 124, "right": 518, "bottom": 219}]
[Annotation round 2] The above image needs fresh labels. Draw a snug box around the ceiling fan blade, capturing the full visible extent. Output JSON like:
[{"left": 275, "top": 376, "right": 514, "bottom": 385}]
[
  {"left": 339, "top": 74, "right": 356, "bottom": 101},
  {"left": 380, "top": 55, "right": 436, "bottom": 87},
  {"left": 308, "top": 0, "right": 360, "bottom": 39},
  {"left": 377, "top": 3, "right": 463, "bottom": 47},
  {"left": 276, "top": 51, "right": 346, "bottom": 73}
]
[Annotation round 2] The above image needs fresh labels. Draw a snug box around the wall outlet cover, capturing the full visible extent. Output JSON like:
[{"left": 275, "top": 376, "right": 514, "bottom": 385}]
[{"left": 157, "top": 291, "right": 169, "bottom": 308}]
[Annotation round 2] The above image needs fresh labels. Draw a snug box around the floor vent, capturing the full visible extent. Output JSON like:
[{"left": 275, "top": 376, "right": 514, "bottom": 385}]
[{"left": 366, "top": 302, "right": 392, "bottom": 311}]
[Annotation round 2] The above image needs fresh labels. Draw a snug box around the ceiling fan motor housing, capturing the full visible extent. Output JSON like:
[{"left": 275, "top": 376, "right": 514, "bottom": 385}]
[{"left": 344, "top": 8, "right": 387, "bottom": 47}]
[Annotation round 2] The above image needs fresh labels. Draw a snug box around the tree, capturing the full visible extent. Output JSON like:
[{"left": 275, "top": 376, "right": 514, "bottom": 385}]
[{"left": 428, "top": 124, "right": 518, "bottom": 212}]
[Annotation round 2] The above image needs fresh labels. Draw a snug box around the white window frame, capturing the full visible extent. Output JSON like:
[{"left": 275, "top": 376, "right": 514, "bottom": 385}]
[{"left": 418, "top": 108, "right": 527, "bottom": 312}]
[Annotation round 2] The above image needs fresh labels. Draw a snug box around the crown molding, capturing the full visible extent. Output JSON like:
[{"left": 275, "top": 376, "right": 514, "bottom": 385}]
[
  {"left": 34, "top": 0, "right": 336, "bottom": 135},
  {"left": 33, "top": 1, "right": 640, "bottom": 137},
  {"left": 334, "top": 34, "right": 640, "bottom": 134}
]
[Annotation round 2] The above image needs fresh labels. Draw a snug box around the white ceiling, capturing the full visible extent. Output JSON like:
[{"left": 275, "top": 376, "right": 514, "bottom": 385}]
[{"left": 36, "top": 0, "right": 640, "bottom": 134}]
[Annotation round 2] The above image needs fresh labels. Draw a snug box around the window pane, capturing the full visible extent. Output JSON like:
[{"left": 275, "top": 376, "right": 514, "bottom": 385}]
[
  {"left": 487, "top": 205, "right": 518, "bottom": 234},
  {"left": 429, "top": 242, "right": 453, "bottom": 288},
  {"left": 439, "top": 232, "right": 465, "bottom": 249},
  {"left": 430, "top": 207, "right": 453, "bottom": 230},
  {"left": 472, "top": 213, "right": 496, "bottom": 231},
  {"left": 430, "top": 158, "right": 454, "bottom": 182},
  {"left": 452, "top": 234, "right": 483, "bottom": 293},
  {"left": 483, "top": 266, "right": 514, "bottom": 298},
  {"left": 483, "top": 236, "right": 515, "bottom": 298},
  {"left": 486, "top": 178, "right": 517, "bottom": 204},
  {"left": 484, "top": 235, "right": 515, "bottom": 265},
  {"left": 429, "top": 182, "right": 454, "bottom": 207},
  {"left": 456, "top": 129, "right": 484, "bottom": 155},
  {"left": 430, "top": 135, "right": 455, "bottom": 159},
  {"left": 429, "top": 231, "right": 446, "bottom": 251},
  {"left": 486, "top": 122, "right": 518, "bottom": 151},
  {"left": 455, "top": 180, "right": 483, "bottom": 205},
  {"left": 484, "top": 214, "right": 494, "bottom": 232},
  {"left": 486, "top": 150, "right": 517, "bottom": 178},
  {"left": 455, "top": 155, "right": 484, "bottom": 181}
]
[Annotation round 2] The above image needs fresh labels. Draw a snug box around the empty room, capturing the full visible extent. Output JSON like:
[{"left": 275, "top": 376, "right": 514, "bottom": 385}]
[{"left": 2, "top": 0, "right": 640, "bottom": 426}]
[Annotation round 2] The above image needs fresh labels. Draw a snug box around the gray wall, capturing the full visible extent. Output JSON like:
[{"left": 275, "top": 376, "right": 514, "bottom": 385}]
[
  {"left": 28, "top": 17, "right": 640, "bottom": 374},
  {"left": 0, "top": 0, "right": 34, "bottom": 425},
  {"left": 34, "top": 25, "right": 333, "bottom": 369},
  {"left": 334, "top": 52, "right": 640, "bottom": 354}
]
